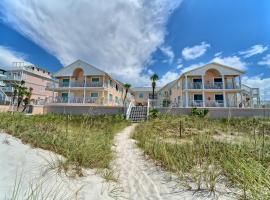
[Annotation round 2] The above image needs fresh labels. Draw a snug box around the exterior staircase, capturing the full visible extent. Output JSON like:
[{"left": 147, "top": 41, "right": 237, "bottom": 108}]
[{"left": 128, "top": 106, "right": 147, "bottom": 122}]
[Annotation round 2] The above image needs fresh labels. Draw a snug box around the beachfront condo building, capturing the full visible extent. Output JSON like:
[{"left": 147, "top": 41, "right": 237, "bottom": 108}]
[
  {"left": 0, "top": 62, "right": 54, "bottom": 104},
  {"left": 156, "top": 62, "right": 260, "bottom": 108},
  {"left": 46, "top": 60, "right": 130, "bottom": 106}
]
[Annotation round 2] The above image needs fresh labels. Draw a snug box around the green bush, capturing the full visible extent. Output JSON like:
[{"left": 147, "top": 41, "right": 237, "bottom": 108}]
[
  {"left": 191, "top": 107, "right": 209, "bottom": 118},
  {"left": 149, "top": 108, "right": 159, "bottom": 119}
]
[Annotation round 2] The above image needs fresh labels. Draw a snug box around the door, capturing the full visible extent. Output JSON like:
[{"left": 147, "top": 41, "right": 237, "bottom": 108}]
[{"left": 61, "top": 93, "right": 68, "bottom": 103}]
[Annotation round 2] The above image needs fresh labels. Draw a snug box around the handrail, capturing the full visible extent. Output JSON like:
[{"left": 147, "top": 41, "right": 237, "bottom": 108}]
[{"left": 126, "top": 101, "right": 133, "bottom": 120}]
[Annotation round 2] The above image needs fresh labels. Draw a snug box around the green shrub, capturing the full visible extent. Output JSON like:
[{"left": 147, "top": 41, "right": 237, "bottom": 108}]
[
  {"left": 149, "top": 108, "right": 159, "bottom": 119},
  {"left": 191, "top": 107, "right": 209, "bottom": 118}
]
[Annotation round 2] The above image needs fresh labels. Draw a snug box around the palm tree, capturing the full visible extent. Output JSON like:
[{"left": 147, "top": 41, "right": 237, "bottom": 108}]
[
  {"left": 150, "top": 73, "right": 159, "bottom": 100},
  {"left": 22, "top": 87, "right": 33, "bottom": 112},
  {"left": 123, "top": 83, "right": 131, "bottom": 105}
]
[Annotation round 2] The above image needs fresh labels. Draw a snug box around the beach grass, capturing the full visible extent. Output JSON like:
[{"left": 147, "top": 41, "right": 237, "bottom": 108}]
[
  {"left": 0, "top": 113, "right": 130, "bottom": 173},
  {"left": 132, "top": 115, "right": 270, "bottom": 199}
]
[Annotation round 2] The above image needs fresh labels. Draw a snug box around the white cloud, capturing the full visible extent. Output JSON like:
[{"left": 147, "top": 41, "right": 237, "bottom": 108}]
[
  {"left": 159, "top": 45, "right": 174, "bottom": 64},
  {"left": 181, "top": 55, "right": 247, "bottom": 74},
  {"left": 157, "top": 71, "right": 179, "bottom": 86},
  {"left": 239, "top": 44, "right": 268, "bottom": 58},
  {"left": 211, "top": 55, "right": 247, "bottom": 71},
  {"left": 242, "top": 75, "right": 270, "bottom": 100},
  {"left": 258, "top": 54, "right": 270, "bottom": 67},
  {"left": 0, "top": 0, "right": 182, "bottom": 86},
  {"left": 176, "top": 58, "right": 183, "bottom": 69},
  {"left": 214, "top": 52, "right": 222, "bottom": 57},
  {"left": 182, "top": 42, "right": 210, "bottom": 60},
  {"left": 0, "top": 45, "right": 32, "bottom": 69}
]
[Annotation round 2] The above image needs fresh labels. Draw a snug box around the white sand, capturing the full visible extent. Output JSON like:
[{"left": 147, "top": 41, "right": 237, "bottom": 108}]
[
  {"left": 0, "top": 133, "right": 115, "bottom": 200},
  {"left": 0, "top": 125, "right": 238, "bottom": 200},
  {"left": 113, "top": 124, "right": 237, "bottom": 200}
]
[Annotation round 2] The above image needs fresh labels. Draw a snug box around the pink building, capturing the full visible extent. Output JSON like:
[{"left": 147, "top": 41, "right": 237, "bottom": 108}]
[{"left": 0, "top": 62, "right": 54, "bottom": 104}]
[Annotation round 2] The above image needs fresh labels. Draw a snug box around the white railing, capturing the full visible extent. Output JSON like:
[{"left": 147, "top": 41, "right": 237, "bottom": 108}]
[
  {"left": 205, "top": 100, "right": 224, "bottom": 107},
  {"left": 126, "top": 101, "right": 134, "bottom": 120}
]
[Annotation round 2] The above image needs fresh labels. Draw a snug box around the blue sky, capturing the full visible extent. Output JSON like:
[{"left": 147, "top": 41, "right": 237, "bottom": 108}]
[{"left": 0, "top": 0, "right": 270, "bottom": 99}]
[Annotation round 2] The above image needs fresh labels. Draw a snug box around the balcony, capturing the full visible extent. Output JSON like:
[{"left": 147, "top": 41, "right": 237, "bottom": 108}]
[
  {"left": 205, "top": 82, "right": 223, "bottom": 89},
  {"left": 2, "top": 86, "right": 14, "bottom": 93},
  {"left": 205, "top": 100, "right": 224, "bottom": 107},
  {"left": 189, "top": 100, "right": 204, "bottom": 107},
  {"left": 189, "top": 82, "right": 202, "bottom": 89},
  {"left": 49, "top": 81, "right": 106, "bottom": 89},
  {"left": 3, "top": 75, "right": 22, "bottom": 81}
]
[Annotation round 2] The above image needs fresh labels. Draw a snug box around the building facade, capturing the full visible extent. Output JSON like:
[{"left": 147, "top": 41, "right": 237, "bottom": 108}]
[
  {"left": 46, "top": 60, "right": 131, "bottom": 106},
  {"left": 156, "top": 62, "right": 260, "bottom": 108},
  {"left": 0, "top": 62, "right": 54, "bottom": 104}
]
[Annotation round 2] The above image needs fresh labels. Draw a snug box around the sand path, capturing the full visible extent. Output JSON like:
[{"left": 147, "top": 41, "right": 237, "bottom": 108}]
[
  {"left": 114, "top": 124, "right": 194, "bottom": 200},
  {"left": 114, "top": 124, "right": 237, "bottom": 200}
]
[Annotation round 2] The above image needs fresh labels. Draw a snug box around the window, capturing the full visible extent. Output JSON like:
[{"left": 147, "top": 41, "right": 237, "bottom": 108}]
[
  {"left": 109, "top": 94, "right": 113, "bottom": 102},
  {"left": 115, "top": 96, "right": 119, "bottom": 103},
  {"left": 139, "top": 93, "right": 144, "bottom": 99},
  {"left": 116, "top": 84, "right": 119, "bottom": 91},
  {"left": 92, "top": 77, "right": 100, "bottom": 83},
  {"left": 194, "top": 94, "right": 203, "bottom": 101},
  {"left": 193, "top": 78, "right": 202, "bottom": 83},
  {"left": 91, "top": 92, "right": 99, "bottom": 98},
  {"left": 214, "top": 78, "right": 222, "bottom": 83},
  {"left": 62, "top": 79, "right": 69, "bottom": 87},
  {"left": 109, "top": 80, "right": 113, "bottom": 87},
  {"left": 215, "top": 94, "right": 224, "bottom": 101}
]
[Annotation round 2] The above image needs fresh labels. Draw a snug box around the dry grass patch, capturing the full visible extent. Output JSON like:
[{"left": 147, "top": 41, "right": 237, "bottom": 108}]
[
  {"left": 0, "top": 113, "right": 130, "bottom": 176},
  {"left": 132, "top": 115, "right": 270, "bottom": 199}
]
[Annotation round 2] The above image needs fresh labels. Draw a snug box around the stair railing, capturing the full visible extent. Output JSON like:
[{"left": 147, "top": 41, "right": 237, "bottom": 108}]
[{"left": 126, "top": 101, "right": 134, "bottom": 120}]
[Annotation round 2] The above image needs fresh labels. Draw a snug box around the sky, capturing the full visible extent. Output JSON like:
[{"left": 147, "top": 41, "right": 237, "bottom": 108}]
[{"left": 0, "top": 0, "right": 270, "bottom": 99}]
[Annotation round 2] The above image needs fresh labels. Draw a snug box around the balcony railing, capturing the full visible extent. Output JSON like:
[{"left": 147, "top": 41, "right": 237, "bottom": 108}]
[
  {"left": 189, "top": 82, "right": 202, "bottom": 89},
  {"left": 205, "top": 82, "right": 223, "bottom": 89},
  {"left": 189, "top": 100, "right": 204, "bottom": 107},
  {"left": 52, "top": 81, "right": 106, "bottom": 88},
  {"left": 2, "top": 86, "right": 14, "bottom": 93},
  {"left": 225, "top": 84, "right": 240, "bottom": 89},
  {"left": 205, "top": 100, "right": 224, "bottom": 107},
  {"left": 3, "top": 76, "right": 22, "bottom": 81}
]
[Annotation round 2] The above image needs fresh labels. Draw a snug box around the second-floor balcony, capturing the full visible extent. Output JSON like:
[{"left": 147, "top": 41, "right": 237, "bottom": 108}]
[
  {"left": 49, "top": 81, "right": 107, "bottom": 89},
  {"left": 185, "top": 82, "right": 241, "bottom": 90}
]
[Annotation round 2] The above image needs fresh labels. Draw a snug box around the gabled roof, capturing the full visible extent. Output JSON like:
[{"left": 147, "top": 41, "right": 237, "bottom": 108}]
[
  {"left": 54, "top": 59, "right": 108, "bottom": 77},
  {"left": 131, "top": 87, "right": 161, "bottom": 92},
  {"left": 181, "top": 62, "right": 245, "bottom": 76},
  {"left": 159, "top": 79, "right": 178, "bottom": 91}
]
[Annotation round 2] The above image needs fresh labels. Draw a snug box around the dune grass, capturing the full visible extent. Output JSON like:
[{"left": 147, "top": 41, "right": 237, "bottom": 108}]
[
  {"left": 0, "top": 113, "right": 130, "bottom": 174},
  {"left": 132, "top": 116, "right": 270, "bottom": 199}
]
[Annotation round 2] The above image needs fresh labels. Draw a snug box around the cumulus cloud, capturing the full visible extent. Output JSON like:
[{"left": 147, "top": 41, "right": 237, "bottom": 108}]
[
  {"left": 159, "top": 45, "right": 175, "bottom": 64},
  {"left": 182, "top": 42, "right": 210, "bottom": 60},
  {"left": 239, "top": 44, "right": 268, "bottom": 58},
  {"left": 258, "top": 54, "right": 270, "bottom": 67},
  {"left": 157, "top": 71, "right": 179, "bottom": 86},
  {"left": 211, "top": 55, "right": 247, "bottom": 71},
  {"left": 242, "top": 75, "right": 270, "bottom": 100},
  {"left": 181, "top": 55, "right": 247, "bottom": 74},
  {"left": 0, "top": 0, "right": 182, "bottom": 86},
  {"left": 0, "top": 45, "right": 32, "bottom": 69}
]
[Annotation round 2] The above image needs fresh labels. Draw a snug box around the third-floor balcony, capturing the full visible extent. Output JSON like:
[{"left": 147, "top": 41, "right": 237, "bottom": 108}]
[
  {"left": 185, "top": 82, "right": 240, "bottom": 90},
  {"left": 48, "top": 81, "right": 107, "bottom": 89}
]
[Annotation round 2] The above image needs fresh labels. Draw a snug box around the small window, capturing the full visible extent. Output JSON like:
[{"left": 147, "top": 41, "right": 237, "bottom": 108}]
[
  {"left": 194, "top": 94, "right": 203, "bottom": 101},
  {"left": 91, "top": 92, "right": 99, "bottom": 98},
  {"left": 109, "top": 80, "right": 113, "bottom": 86},
  {"left": 92, "top": 77, "right": 100, "bottom": 83},
  {"left": 214, "top": 78, "right": 222, "bottom": 83},
  {"left": 109, "top": 94, "right": 113, "bottom": 102},
  {"left": 215, "top": 94, "right": 224, "bottom": 101},
  {"left": 139, "top": 93, "right": 144, "bottom": 99},
  {"left": 116, "top": 84, "right": 119, "bottom": 91},
  {"left": 193, "top": 78, "right": 202, "bottom": 83}
]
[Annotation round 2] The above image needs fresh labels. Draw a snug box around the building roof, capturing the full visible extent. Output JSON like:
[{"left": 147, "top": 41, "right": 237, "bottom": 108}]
[
  {"left": 181, "top": 62, "right": 245, "bottom": 76},
  {"left": 54, "top": 60, "right": 108, "bottom": 77},
  {"left": 131, "top": 87, "right": 161, "bottom": 92},
  {"left": 159, "top": 79, "right": 178, "bottom": 91}
]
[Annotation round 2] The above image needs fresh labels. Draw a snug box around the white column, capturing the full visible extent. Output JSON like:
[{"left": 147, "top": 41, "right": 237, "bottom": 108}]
[
  {"left": 83, "top": 76, "right": 86, "bottom": 104},
  {"left": 223, "top": 91, "right": 227, "bottom": 107},
  {"left": 68, "top": 89, "right": 71, "bottom": 104},
  {"left": 239, "top": 75, "right": 242, "bottom": 107},
  {"left": 185, "top": 75, "right": 188, "bottom": 107},
  {"left": 202, "top": 75, "right": 205, "bottom": 107},
  {"left": 222, "top": 75, "right": 225, "bottom": 89},
  {"left": 68, "top": 76, "right": 71, "bottom": 104}
]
